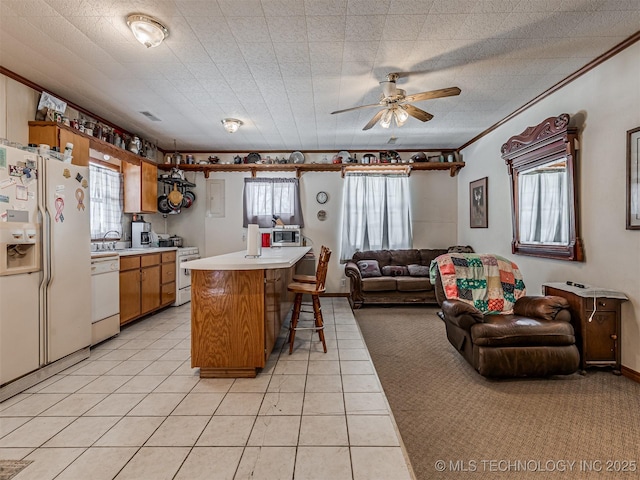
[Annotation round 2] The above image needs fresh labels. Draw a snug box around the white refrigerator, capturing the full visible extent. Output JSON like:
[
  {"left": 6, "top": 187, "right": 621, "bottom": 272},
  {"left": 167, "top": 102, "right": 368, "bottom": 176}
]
[{"left": 0, "top": 144, "right": 91, "bottom": 400}]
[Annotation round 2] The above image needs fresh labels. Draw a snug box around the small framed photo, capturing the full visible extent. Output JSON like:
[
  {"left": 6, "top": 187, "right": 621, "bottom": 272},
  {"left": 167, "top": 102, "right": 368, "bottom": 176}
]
[
  {"left": 470, "top": 177, "right": 488, "bottom": 228},
  {"left": 627, "top": 126, "right": 640, "bottom": 229}
]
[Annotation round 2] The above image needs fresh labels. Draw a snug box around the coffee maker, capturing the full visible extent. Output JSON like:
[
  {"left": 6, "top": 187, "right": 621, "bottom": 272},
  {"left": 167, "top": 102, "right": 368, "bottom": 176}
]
[{"left": 131, "top": 221, "right": 151, "bottom": 248}]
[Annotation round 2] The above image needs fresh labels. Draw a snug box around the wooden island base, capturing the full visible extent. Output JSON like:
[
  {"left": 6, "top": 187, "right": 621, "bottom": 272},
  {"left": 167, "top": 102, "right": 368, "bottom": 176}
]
[
  {"left": 199, "top": 367, "right": 259, "bottom": 378},
  {"left": 185, "top": 248, "right": 309, "bottom": 378}
]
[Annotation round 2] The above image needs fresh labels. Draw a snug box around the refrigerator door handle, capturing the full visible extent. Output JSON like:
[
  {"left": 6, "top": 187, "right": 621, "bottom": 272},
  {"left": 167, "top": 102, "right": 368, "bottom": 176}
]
[{"left": 37, "top": 155, "right": 50, "bottom": 366}]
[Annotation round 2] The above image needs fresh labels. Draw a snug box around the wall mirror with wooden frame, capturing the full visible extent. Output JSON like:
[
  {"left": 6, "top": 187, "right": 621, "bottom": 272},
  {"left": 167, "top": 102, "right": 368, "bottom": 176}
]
[{"left": 502, "top": 113, "right": 584, "bottom": 261}]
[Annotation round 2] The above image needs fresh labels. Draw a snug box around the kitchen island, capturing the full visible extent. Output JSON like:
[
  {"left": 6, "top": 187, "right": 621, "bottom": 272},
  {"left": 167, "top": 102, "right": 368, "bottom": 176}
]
[{"left": 182, "top": 247, "right": 311, "bottom": 378}]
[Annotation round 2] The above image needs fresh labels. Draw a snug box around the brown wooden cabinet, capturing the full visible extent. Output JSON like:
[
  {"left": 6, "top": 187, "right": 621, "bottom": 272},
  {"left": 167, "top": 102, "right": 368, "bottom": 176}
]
[
  {"left": 28, "top": 121, "right": 90, "bottom": 166},
  {"left": 123, "top": 160, "right": 158, "bottom": 214},
  {"left": 160, "top": 251, "right": 176, "bottom": 306},
  {"left": 543, "top": 283, "right": 627, "bottom": 374},
  {"left": 140, "top": 254, "right": 161, "bottom": 314},
  {"left": 119, "top": 251, "right": 175, "bottom": 326},
  {"left": 119, "top": 256, "right": 142, "bottom": 324},
  {"left": 191, "top": 265, "right": 296, "bottom": 378}
]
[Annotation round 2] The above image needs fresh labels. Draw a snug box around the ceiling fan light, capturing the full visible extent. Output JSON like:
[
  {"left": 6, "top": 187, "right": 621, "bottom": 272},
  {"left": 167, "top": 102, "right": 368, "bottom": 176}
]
[
  {"left": 222, "top": 118, "right": 243, "bottom": 133},
  {"left": 127, "top": 14, "right": 169, "bottom": 48},
  {"left": 380, "top": 109, "right": 394, "bottom": 129},
  {"left": 395, "top": 106, "right": 409, "bottom": 125}
]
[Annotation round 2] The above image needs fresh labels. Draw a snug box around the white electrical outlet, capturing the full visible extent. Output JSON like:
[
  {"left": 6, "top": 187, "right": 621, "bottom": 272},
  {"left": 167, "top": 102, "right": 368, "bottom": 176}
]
[
  {"left": 341, "top": 278, "right": 346, "bottom": 287},
  {"left": 242, "top": 233, "right": 246, "bottom": 242}
]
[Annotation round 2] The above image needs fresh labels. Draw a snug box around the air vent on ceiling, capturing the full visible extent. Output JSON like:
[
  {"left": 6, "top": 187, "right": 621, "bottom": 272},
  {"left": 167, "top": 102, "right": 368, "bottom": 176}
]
[
  {"left": 140, "top": 111, "right": 161, "bottom": 122},
  {"left": 387, "top": 136, "right": 397, "bottom": 144}
]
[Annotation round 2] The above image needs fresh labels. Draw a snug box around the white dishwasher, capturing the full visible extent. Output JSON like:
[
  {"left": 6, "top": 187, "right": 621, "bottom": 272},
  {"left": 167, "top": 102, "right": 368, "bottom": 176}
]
[{"left": 91, "top": 254, "right": 120, "bottom": 345}]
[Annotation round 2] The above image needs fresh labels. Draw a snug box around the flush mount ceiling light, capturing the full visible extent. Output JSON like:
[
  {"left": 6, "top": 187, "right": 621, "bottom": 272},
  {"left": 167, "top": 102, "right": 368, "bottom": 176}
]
[
  {"left": 221, "top": 118, "right": 243, "bottom": 133},
  {"left": 126, "top": 14, "right": 169, "bottom": 48}
]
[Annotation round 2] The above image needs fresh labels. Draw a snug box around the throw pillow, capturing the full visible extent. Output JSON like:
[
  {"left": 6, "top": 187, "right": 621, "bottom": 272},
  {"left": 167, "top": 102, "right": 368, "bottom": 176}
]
[
  {"left": 408, "top": 264, "right": 430, "bottom": 277},
  {"left": 381, "top": 265, "right": 409, "bottom": 277},
  {"left": 357, "top": 259, "right": 382, "bottom": 278}
]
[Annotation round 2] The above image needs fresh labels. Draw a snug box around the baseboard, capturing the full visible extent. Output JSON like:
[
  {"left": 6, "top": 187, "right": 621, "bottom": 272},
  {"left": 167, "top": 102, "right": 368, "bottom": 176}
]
[
  {"left": 621, "top": 365, "right": 640, "bottom": 384},
  {"left": 0, "top": 347, "right": 90, "bottom": 403},
  {"left": 322, "top": 293, "right": 350, "bottom": 298}
]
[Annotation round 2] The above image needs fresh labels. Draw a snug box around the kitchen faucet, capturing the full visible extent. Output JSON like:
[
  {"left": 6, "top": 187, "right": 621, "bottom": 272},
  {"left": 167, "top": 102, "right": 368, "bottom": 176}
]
[{"left": 101, "top": 230, "right": 120, "bottom": 250}]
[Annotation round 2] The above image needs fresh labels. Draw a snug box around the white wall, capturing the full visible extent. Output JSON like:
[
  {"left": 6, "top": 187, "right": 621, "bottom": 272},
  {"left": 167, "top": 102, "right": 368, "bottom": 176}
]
[
  {"left": 458, "top": 42, "right": 640, "bottom": 371},
  {"left": 160, "top": 167, "right": 459, "bottom": 294}
]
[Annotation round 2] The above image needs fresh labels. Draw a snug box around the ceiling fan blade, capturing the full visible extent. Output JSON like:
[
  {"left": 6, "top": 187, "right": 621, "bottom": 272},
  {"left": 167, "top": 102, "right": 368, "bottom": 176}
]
[
  {"left": 363, "top": 110, "right": 386, "bottom": 130},
  {"left": 404, "top": 86, "right": 461, "bottom": 103},
  {"left": 403, "top": 104, "right": 434, "bottom": 122},
  {"left": 331, "top": 103, "right": 381, "bottom": 115}
]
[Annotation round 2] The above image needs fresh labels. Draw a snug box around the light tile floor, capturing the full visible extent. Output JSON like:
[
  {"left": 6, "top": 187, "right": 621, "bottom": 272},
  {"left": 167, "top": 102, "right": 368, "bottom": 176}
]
[{"left": 0, "top": 298, "right": 414, "bottom": 480}]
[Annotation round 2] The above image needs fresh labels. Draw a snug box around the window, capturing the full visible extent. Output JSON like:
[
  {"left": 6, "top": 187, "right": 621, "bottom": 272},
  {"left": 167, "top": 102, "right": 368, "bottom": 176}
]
[
  {"left": 518, "top": 168, "right": 568, "bottom": 244},
  {"left": 340, "top": 172, "right": 412, "bottom": 261},
  {"left": 89, "top": 163, "right": 123, "bottom": 240},
  {"left": 243, "top": 178, "right": 304, "bottom": 227}
]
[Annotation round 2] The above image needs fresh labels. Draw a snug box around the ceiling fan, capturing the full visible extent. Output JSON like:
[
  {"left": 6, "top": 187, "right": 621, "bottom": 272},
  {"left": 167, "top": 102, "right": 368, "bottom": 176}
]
[{"left": 331, "top": 73, "right": 461, "bottom": 130}]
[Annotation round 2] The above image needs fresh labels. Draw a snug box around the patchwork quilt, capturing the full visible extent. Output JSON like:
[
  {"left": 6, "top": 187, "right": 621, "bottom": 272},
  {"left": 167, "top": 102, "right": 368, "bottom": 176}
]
[{"left": 430, "top": 253, "right": 526, "bottom": 314}]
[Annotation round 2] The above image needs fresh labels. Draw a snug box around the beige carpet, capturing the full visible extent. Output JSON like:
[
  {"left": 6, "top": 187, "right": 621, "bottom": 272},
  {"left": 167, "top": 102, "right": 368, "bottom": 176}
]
[{"left": 354, "top": 306, "right": 640, "bottom": 480}]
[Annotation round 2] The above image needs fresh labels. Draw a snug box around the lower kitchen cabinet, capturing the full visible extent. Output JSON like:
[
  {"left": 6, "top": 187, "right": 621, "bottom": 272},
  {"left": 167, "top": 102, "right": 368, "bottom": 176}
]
[
  {"left": 161, "top": 251, "right": 176, "bottom": 306},
  {"left": 140, "top": 254, "right": 161, "bottom": 314},
  {"left": 119, "top": 256, "right": 142, "bottom": 324},
  {"left": 119, "top": 251, "right": 176, "bottom": 326}
]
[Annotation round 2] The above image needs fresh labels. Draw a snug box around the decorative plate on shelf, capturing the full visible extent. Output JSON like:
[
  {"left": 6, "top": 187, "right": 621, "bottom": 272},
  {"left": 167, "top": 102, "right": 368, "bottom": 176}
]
[
  {"left": 338, "top": 151, "right": 350, "bottom": 163},
  {"left": 290, "top": 151, "right": 305, "bottom": 164},
  {"left": 246, "top": 152, "right": 261, "bottom": 163}
]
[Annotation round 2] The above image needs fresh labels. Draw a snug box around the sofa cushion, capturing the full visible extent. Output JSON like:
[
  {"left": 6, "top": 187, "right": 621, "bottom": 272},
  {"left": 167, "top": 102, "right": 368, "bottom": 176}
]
[
  {"left": 381, "top": 265, "right": 409, "bottom": 277},
  {"left": 389, "top": 249, "right": 421, "bottom": 266},
  {"left": 353, "top": 250, "right": 392, "bottom": 268},
  {"left": 418, "top": 248, "right": 448, "bottom": 266},
  {"left": 407, "top": 264, "right": 430, "bottom": 277},
  {"left": 396, "top": 277, "right": 433, "bottom": 292},
  {"left": 357, "top": 259, "right": 382, "bottom": 278},
  {"left": 362, "top": 277, "right": 397, "bottom": 291}
]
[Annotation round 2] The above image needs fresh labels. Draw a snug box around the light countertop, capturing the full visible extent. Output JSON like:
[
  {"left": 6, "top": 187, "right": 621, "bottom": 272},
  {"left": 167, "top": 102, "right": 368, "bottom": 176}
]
[
  {"left": 91, "top": 247, "right": 178, "bottom": 259},
  {"left": 182, "top": 246, "right": 310, "bottom": 271},
  {"left": 117, "top": 247, "right": 178, "bottom": 257}
]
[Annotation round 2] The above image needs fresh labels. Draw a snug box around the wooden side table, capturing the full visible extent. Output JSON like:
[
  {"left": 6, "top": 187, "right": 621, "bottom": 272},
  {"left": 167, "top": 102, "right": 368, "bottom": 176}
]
[{"left": 543, "top": 283, "right": 628, "bottom": 375}]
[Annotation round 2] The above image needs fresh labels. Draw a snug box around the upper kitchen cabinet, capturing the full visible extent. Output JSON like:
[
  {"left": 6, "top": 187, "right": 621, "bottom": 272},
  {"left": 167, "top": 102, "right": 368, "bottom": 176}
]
[
  {"left": 29, "top": 121, "right": 90, "bottom": 166},
  {"left": 123, "top": 159, "right": 157, "bottom": 213}
]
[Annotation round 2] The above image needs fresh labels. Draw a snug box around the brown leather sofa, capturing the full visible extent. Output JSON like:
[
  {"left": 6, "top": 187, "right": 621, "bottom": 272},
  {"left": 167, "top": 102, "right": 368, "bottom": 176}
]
[
  {"left": 434, "top": 267, "right": 580, "bottom": 378},
  {"left": 345, "top": 248, "right": 449, "bottom": 308}
]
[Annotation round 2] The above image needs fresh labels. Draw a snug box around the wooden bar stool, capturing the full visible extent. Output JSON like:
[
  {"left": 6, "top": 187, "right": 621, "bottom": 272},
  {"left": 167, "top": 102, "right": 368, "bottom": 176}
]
[
  {"left": 292, "top": 245, "right": 329, "bottom": 284},
  {"left": 287, "top": 247, "right": 331, "bottom": 355}
]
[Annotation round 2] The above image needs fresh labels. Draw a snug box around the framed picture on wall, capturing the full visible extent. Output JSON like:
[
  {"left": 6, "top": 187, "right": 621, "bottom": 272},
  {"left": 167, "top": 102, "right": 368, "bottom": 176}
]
[
  {"left": 470, "top": 177, "right": 488, "bottom": 228},
  {"left": 627, "top": 126, "right": 640, "bottom": 230}
]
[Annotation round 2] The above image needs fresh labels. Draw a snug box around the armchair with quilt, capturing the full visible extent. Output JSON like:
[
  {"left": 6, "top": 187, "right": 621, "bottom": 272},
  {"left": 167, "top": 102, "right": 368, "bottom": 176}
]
[{"left": 431, "top": 253, "right": 580, "bottom": 378}]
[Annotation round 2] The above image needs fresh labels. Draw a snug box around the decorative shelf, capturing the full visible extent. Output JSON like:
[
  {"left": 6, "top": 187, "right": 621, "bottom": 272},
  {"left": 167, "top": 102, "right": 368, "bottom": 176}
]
[{"left": 157, "top": 161, "right": 465, "bottom": 178}]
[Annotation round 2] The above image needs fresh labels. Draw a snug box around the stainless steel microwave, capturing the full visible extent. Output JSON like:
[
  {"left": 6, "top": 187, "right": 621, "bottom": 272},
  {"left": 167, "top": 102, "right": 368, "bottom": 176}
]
[{"left": 271, "top": 228, "right": 302, "bottom": 247}]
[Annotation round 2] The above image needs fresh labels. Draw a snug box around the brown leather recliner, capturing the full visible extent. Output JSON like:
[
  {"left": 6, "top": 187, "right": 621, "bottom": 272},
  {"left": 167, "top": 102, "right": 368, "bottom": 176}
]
[{"left": 434, "top": 267, "right": 580, "bottom": 378}]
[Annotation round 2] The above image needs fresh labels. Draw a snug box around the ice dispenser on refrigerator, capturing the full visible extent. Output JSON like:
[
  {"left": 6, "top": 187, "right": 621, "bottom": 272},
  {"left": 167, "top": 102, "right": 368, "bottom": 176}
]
[{"left": 0, "top": 222, "right": 40, "bottom": 275}]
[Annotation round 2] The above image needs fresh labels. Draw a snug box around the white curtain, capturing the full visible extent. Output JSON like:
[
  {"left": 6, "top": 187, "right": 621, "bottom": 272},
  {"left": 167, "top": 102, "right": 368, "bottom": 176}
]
[
  {"left": 340, "top": 173, "right": 412, "bottom": 261},
  {"left": 518, "top": 171, "right": 567, "bottom": 244},
  {"left": 243, "top": 178, "right": 304, "bottom": 227},
  {"left": 89, "top": 164, "right": 123, "bottom": 240}
]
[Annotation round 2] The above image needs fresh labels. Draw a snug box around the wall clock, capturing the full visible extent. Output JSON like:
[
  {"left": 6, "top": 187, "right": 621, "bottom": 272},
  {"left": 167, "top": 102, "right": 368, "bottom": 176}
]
[{"left": 316, "top": 191, "right": 328, "bottom": 204}]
